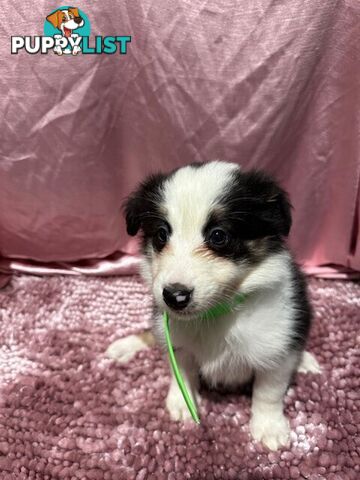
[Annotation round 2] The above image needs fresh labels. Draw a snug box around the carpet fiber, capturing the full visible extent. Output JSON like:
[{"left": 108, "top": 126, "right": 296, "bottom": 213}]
[{"left": 0, "top": 275, "right": 358, "bottom": 479}]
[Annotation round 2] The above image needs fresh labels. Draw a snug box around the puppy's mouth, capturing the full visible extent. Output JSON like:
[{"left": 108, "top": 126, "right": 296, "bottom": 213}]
[
  {"left": 162, "top": 301, "right": 205, "bottom": 321},
  {"left": 63, "top": 27, "right": 72, "bottom": 37},
  {"left": 163, "top": 306, "right": 193, "bottom": 319},
  {"left": 167, "top": 309, "right": 194, "bottom": 319},
  {"left": 162, "top": 302, "right": 212, "bottom": 321}
]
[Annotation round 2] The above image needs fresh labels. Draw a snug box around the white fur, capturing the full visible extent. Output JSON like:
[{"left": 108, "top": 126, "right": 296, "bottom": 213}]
[{"left": 106, "top": 335, "right": 150, "bottom": 363}]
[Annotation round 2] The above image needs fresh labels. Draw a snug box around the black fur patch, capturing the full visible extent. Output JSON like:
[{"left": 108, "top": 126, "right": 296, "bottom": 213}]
[
  {"left": 203, "top": 212, "right": 255, "bottom": 261},
  {"left": 288, "top": 260, "right": 312, "bottom": 350},
  {"left": 202, "top": 170, "right": 292, "bottom": 261},
  {"left": 221, "top": 169, "right": 292, "bottom": 238},
  {"left": 123, "top": 173, "right": 168, "bottom": 237}
]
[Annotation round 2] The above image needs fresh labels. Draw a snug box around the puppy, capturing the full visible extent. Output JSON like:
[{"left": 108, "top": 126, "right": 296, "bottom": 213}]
[
  {"left": 107, "top": 161, "right": 320, "bottom": 450},
  {"left": 46, "top": 8, "right": 84, "bottom": 55}
]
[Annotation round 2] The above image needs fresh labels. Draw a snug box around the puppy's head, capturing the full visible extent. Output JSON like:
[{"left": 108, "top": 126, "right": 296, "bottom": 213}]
[
  {"left": 46, "top": 8, "right": 84, "bottom": 34},
  {"left": 124, "top": 161, "right": 291, "bottom": 319}
]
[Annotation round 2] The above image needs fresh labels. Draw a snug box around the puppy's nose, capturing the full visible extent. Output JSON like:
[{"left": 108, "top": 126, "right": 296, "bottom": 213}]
[
  {"left": 163, "top": 283, "right": 193, "bottom": 310},
  {"left": 74, "top": 16, "right": 83, "bottom": 24}
]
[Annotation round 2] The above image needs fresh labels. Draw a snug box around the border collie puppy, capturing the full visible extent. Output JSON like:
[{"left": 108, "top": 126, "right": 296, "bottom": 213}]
[{"left": 107, "top": 161, "right": 320, "bottom": 451}]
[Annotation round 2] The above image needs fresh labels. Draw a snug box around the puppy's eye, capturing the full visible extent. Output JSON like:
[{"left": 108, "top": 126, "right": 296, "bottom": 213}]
[
  {"left": 153, "top": 226, "right": 169, "bottom": 251},
  {"left": 208, "top": 228, "right": 228, "bottom": 248},
  {"left": 156, "top": 227, "right": 168, "bottom": 243}
]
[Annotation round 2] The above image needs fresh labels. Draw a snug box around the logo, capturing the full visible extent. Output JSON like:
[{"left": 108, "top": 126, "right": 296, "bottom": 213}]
[{"left": 11, "top": 6, "right": 131, "bottom": 56}]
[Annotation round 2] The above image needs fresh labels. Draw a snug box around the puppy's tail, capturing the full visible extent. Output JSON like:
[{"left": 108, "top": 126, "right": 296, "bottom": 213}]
[{"left": 105, "top": 331, "right": 155, "bottom": 364}]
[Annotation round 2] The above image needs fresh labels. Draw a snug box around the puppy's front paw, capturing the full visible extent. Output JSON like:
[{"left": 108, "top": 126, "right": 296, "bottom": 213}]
[
  {"left": 297, "top": 351, "right": 321, "bottom": 374},
  {"left": 250, "top": 412, "right": 290, "bottom": 451},
  {"left": 105, "top": 333, "right": 152, "bottom": 364},
  {"left": 166, "top": 389, "right": 193, "bottom": 422},
  {"left": 72, "top": 46, "right": 81, "bottom": 55}
]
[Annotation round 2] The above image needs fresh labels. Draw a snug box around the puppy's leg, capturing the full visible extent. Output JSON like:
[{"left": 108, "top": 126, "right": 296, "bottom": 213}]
[
  {"left": 70, "top": 33, "right": 81, "bottom": 55},
  {"left": 53, "top": 34, "right": 63, "bottom": 55},
  {"left": 166, "top": 349, "right": 199, "bottom": 422},
  {"left": 106, "top": 331, "right": 155, "bottom": 364},
  {"left": 250, "top": 355, "right": 298, "bottom": 451}
]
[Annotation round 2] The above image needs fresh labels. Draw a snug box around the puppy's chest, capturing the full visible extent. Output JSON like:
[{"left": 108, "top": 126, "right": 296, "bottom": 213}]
[
  {"left": 171, "top": 301, "right": 290, "bottom": 385},
  {"left": 170, "top": 316, "right": 257, "bottom": 386},
  {"left": 198, "top": 342, "right": 254, "bottom": 387}
]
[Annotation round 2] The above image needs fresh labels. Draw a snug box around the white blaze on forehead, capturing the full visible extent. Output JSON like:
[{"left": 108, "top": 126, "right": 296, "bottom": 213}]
[
  {"left": 62, "top": 10, "right": 70, "bottom": 21},
  {"left": 163, "top": 161, "right": 239, "bottom": 241}
]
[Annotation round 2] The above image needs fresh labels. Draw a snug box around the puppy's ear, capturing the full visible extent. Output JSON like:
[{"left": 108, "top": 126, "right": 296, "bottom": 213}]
[
  {"left": 124, "top": 194, "right": 142, "bottom": 236},
  {"left": 224, "top": 170, "right": 292, "bottom": 239},
  {"left": 123, "top": 173, "right": 167, "bottom": 236},
  {"left": 244, "top": 171, "right": 292, "bottom": 238},
  {"left": 46, "top": 10, "right": 62, "bottom": 28},
  {"left": 69, "top": 7, "right": 80, "bottom": 17},
  {"left": 261, "top": 184, "right": 292, "bottom": 237}
]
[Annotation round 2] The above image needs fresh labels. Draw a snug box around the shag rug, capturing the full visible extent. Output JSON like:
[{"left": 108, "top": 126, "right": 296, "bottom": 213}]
[{"left": 0, "top": 275, "right": 358, "bottom": 480}]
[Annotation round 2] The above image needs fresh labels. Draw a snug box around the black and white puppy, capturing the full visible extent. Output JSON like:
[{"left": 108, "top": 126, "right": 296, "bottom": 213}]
[{"left": 107, "top": 161, "right": 320, "bottom": 450}]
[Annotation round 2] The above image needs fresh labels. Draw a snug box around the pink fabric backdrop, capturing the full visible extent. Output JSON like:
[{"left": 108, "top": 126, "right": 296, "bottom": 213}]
[{"left": 1, "top": 0, "right": 359, "bottom": 276}]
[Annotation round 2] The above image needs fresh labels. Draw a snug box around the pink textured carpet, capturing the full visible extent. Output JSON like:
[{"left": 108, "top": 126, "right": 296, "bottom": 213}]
[{"left": 0, "top": 275, "right": 358, "bottom": 480}]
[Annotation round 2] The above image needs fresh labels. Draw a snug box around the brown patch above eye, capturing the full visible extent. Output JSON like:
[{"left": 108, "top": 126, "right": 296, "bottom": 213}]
[
  {"left": 193, "top": 244, "right": 218, "bottom": 259},
  {"left": 244, "top": 238, "right": 270, "bottom": 260}
]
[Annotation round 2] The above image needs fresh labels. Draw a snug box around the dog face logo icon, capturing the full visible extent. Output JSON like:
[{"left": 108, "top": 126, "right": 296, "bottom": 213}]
[
  {"left": 11, "top": 6, "right": 131, "bottom": 56},
  {"left": 46, "top": 8, "right": 84, "bottom": 37},
  {"left": 44, "top": 6, "right": 90, "bottom": 55}
]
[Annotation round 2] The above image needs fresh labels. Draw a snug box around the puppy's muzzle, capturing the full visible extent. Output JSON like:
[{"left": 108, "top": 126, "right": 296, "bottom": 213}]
[
  {"left": 74, "top": 16, "right": 83, "bottom": 25},
  {"left": 163, "top": 283, "right": 193, "bottom": 311}
]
